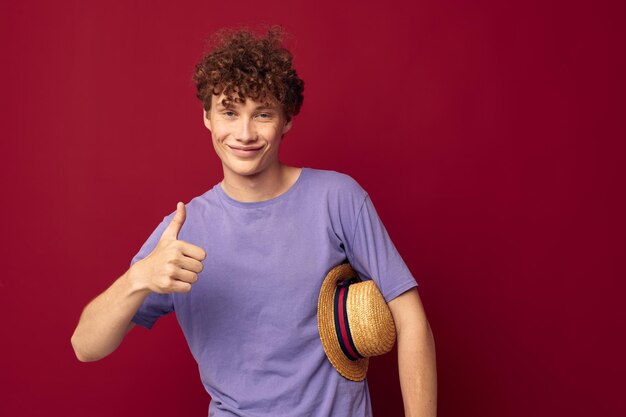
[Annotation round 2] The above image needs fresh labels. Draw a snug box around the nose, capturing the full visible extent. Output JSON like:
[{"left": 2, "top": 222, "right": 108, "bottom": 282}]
[{"left": 235, "top": 119, "right": 257, "bottom": 144}]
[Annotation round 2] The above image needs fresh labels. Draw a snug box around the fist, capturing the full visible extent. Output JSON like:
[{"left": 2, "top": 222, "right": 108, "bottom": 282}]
[{"left": 131, "top": 202, "right": 207, "bottom": 294}]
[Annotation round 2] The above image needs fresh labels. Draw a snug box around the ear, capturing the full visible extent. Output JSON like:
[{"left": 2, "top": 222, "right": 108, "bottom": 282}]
[
  {"left": 282, "top": 118, "right": 293, "bottom": 135},
  {"left": 203, "top": 109, "right": 212, "bottom": 131}
]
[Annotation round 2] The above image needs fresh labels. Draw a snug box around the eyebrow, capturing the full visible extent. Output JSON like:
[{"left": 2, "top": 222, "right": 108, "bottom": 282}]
[
  {"left": 215, "top": 101, "right": 278, "bottom": 111},
  {"left": 254, "top": 105, "right": 278, "bottom": 111}
]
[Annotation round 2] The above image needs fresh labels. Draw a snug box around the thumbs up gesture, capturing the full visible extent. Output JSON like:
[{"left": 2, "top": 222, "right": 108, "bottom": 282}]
[{"left": 129, "top": 202, "right": 207, "bottom": 294}]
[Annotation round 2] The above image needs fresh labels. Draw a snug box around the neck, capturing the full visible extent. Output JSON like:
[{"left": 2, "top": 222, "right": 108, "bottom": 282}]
[{"left": 220, "top": 163, "right": 301, "bottom": 203}]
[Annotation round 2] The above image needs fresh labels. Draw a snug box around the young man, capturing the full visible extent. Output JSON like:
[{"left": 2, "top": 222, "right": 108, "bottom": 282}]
[{"left": 71, "top": 28, "right": 436, "bottom": 416}]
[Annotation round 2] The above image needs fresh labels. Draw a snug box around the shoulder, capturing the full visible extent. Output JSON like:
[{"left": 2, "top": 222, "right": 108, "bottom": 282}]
[
  {"left": 303, "top": 168, "right": 368, "bottom": 200},
  {"left": 160, "top": 185, "right": 220, "bottom": 230}
]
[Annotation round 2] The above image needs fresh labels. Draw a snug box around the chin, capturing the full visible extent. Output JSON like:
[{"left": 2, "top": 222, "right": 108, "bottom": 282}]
[{"left": 226, "top": 163, "right": 263, "bottom": 177}]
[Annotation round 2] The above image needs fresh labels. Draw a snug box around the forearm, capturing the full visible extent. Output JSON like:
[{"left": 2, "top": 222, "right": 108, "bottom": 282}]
[
  {"left": 389, "top": 288, "right": 437, "bottom": 416},
  {"left": 397, "top": 320, "right": 437, "bottom": 417},
  {"left": 71, "top": 266, "right": 150, "bottom": 362}
]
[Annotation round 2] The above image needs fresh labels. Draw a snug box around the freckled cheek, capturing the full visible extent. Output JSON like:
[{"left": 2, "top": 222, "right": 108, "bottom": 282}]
[
  {"left": 211, "top": 132, "right": 228, "bottom": 145},
  {"left": 263, "top": 130, "right": 281, "bottom": 145}
]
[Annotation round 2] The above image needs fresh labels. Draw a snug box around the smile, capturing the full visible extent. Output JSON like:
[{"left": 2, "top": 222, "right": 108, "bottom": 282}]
[{"left": 227, "top": 145, "right": 263, "bottom": 157}]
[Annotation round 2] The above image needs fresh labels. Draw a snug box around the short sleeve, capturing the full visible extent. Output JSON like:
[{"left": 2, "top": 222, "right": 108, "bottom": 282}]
[
  {"left": 344, "top": 196, "right": 418, "bottom": 302},
  {"left": 130, "top": 215, "right": 175, "bottom": 330}
]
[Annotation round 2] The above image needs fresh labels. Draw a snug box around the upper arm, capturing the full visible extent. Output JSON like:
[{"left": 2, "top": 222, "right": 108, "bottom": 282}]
[{"left": 388, "top": 288, "right": 431, "bottom": 335}]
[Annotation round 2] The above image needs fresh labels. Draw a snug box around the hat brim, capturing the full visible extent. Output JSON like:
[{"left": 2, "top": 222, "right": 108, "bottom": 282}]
[{"left": 317, "top": 263, "right": 369, "bottom": 381}]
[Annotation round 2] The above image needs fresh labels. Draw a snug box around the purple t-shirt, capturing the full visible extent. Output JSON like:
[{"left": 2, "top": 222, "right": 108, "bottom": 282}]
[{"left": 131, "top": 168, "right": 417, "bottom": 417}]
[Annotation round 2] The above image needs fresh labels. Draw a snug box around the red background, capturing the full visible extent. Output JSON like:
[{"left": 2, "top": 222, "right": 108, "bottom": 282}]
[{"left": 2, "top": 1, "right": 625, "bottom": 416}]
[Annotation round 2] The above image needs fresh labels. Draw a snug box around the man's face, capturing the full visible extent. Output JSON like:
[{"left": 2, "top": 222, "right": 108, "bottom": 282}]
[{"left": 204, "top": 94, "right": 292, "bottom": 180}]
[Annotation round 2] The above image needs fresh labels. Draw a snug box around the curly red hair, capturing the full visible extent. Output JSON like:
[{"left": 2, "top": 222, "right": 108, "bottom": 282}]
[{"left": 193, "top": 27, "right": 304, "bottom": 121}]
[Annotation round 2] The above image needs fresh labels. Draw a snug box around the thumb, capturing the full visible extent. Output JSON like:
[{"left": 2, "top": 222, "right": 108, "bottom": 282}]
[{"left": 160, "top": 202, "right": 186, "bottom": 240}]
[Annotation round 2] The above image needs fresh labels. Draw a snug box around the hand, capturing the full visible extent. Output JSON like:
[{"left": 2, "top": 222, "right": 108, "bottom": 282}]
[{"left": 129, "top": 202, "right": 207, "bottom": 294}]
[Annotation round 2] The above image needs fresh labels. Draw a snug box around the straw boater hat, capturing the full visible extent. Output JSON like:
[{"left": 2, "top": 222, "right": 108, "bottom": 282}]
[{"left": 317, "top": 263, "right": 397, "bottom": 381}]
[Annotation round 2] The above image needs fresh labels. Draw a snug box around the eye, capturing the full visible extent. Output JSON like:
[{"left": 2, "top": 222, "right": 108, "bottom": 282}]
[
  {"left": 223, "top": 110, "right": 236, "bottom": 118},
  {"left": 257, "top": 112, "right": 273, "bottom": 119}
]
